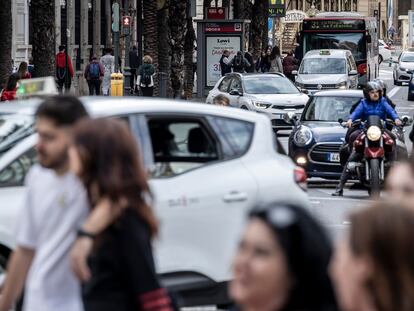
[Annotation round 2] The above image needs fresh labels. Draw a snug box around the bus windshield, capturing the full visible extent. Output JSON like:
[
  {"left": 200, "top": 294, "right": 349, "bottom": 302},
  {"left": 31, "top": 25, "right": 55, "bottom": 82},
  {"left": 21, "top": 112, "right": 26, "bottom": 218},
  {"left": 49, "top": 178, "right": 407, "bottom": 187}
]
[{"left": 304, "top": 33, "right": 366, "bottom": 62}]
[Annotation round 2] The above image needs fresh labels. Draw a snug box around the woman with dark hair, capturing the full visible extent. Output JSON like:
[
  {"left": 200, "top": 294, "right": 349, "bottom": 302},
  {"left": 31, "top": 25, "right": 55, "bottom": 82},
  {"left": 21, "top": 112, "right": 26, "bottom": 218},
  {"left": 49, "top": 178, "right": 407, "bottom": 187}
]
[
  {"left": 230, "top": 203, "right": 338, "bottom": 311},
  {"left": 68, "top": 118, "right": 175, "bottom": 311},
  {"left": 17, "top": 61, "right": 31, "bottom": 80},
  {"left": 0, "top": 74, "right": 20, "bottom": 102},
  {"left": 269, "top": 46, "right": 283, "bottom": 73},
  {"left": 330, "top": 201, "right": 414, "bottom": 311}
]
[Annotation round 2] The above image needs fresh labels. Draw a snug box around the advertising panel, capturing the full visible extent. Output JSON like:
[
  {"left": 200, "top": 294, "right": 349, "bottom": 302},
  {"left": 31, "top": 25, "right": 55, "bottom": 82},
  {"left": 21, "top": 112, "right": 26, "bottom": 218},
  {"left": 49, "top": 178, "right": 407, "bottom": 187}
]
[{"left": 205, "top": 36, "right": 241, "bottom": 87}]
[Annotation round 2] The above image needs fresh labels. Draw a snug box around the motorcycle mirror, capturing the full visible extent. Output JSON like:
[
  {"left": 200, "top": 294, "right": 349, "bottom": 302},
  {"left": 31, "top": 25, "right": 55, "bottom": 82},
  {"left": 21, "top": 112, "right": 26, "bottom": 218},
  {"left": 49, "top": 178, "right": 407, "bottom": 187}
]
[
  {"left": 338, "top": 118, "right": 343, "bottom": 124},
  {"left": 402, "top": 115, "right": 413, "bottom": 126}
]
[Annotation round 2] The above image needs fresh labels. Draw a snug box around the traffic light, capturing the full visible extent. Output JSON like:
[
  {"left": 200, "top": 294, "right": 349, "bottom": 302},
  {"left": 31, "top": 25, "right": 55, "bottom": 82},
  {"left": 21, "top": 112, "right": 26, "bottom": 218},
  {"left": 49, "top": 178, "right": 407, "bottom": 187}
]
[
  {"left": 122, "top": 16, "right": 131, "bottom": 28},
  {"left": 112, "top": 3, "right": 120, "bottom": 32}
]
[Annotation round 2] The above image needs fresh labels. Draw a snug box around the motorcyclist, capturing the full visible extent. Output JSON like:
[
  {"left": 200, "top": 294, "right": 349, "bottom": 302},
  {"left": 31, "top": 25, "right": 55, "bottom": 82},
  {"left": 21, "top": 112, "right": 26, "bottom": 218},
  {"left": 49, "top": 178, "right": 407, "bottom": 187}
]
[{"left": 332, "top": 81, "right": 401, "bottom": 196}]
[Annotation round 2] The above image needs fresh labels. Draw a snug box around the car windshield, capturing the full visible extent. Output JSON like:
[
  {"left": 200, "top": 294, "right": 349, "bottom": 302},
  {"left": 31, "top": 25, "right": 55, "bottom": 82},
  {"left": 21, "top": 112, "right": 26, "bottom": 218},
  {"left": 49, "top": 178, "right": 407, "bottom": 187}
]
[
  {"left": 299, "top": 58, "right": 346, "bottom": 74},
  {"left": 0, "top": 114, "right": 34, "bottom": 156},
  {"left": 401, "top": 53, "right": 414, "bottom": 62},
  {"left": 244, "top": 76, "right": 300, "bottom": 94},
  {"left": 303, "top": 96, "right": 361, "bottom": 121}
]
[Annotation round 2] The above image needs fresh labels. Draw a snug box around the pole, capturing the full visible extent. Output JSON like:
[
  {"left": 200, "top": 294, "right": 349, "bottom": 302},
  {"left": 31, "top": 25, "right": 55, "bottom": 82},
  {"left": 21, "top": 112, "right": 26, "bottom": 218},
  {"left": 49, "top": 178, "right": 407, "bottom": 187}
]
[
  {"left": 114, "top": 0, "right": 120, "bottom": 72},
  {"left": 65, "top": 4, "right": 70, "bottom": 92},
  {"left": 137, "top": 0, "right": 143, "bottom": 67},
  {"left": 124, "top": 0, "right": 132, "bottom": 94}
]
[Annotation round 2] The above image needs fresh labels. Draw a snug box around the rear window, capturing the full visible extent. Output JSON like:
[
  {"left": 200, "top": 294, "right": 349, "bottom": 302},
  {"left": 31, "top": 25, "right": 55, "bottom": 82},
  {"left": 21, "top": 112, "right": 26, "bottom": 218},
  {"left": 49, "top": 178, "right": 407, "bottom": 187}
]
[{"left": 0, "top": 114, "right": 34, "bottom": 156}]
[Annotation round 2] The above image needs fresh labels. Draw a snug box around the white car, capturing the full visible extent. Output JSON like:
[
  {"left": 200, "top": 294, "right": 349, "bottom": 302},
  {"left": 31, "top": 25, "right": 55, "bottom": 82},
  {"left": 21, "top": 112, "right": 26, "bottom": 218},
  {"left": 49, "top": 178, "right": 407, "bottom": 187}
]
[
  {"left": 378, "top": 39, "right": 392, "bottom": 63},
  {"left": 0, "top": 98, "right": 308, "bottom": 306},
  {"left": 206, "top": 73, "right": 309, "bottom": 131}
]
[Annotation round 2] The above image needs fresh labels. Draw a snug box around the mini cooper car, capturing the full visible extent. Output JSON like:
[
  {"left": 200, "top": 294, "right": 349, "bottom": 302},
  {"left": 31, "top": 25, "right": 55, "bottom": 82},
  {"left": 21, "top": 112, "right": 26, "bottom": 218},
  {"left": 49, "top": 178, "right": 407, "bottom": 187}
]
[{"left": 287, "top": 90, "right": 363, "bottom": 179}]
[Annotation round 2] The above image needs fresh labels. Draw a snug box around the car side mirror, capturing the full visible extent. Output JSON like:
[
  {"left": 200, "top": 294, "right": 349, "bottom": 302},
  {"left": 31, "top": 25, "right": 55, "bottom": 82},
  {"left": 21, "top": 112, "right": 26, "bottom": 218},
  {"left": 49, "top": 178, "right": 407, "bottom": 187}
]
[
  {"left": 301, "top": 89, "right": 309, "bottom": 94},
  {"left": 284, "top": 112, "right": 298, "bottom": 125},
  {"left": 292, "top": 70, "right": 298, "bottom": 75},
  {"left": 401, "top": 115, "right": 413, "bottom": 126},
  {"left": 229, "top": 89, "right": 242, "bottom": 96},
  {"left": 349, "top": 70, "right": 358, "bottom": 76}
]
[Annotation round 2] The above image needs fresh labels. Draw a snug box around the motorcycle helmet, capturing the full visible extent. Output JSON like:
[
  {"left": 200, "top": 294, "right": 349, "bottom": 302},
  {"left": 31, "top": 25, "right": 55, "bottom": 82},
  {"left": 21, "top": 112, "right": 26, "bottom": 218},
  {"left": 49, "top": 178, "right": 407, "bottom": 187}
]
[
  {"left": 363, "top": 81, "right": 380, "bottom": 100},
  {"left": 373, "top": 78, "right": 387, "bottom": 96}
]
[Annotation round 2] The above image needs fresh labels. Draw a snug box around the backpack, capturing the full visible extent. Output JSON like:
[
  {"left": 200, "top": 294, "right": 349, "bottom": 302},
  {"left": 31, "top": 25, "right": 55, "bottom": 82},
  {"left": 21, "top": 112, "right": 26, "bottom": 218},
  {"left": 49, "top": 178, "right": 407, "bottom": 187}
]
[
  {"left": 233, "top": 56, "right": 244, "bottom": 72},
  {"left": 89, "top": 63, "right": 100, "bottom": 79},
  {"left": 141, "top": 66, "right": 152, "bottom": 86}
]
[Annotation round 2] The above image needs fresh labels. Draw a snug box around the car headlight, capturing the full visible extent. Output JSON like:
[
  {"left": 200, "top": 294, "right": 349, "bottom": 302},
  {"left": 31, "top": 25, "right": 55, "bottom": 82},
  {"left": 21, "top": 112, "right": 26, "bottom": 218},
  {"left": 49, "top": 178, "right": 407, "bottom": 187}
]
[
  {"left": 295, "top": 82, "right": 304, "bottom": 88},
  {"left": 294, "top": 126, "right": 313, "bottom": 146},
  {"left": 253, "top": 101, "right": 272, "bottom": 109},
  {"left": 367, "top": 126, "right": 381, "bottom": 141},
  {"left": 336, "top": 81, "right": 347, "bottom": 89}
]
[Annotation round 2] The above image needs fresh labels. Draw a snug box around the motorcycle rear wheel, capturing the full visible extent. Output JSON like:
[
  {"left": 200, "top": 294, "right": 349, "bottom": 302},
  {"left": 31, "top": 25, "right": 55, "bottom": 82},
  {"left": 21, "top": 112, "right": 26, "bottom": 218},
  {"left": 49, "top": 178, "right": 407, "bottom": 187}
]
[{"left": 370, "top": 158, "right": 381, "bottom": 198}]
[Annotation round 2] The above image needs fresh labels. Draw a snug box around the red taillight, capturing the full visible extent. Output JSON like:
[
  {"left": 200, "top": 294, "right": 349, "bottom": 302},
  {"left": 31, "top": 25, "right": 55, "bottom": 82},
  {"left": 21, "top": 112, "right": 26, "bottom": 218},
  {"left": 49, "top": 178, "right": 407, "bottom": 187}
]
[
  {"left": 357, "top": 63, "right": 367, "bottom": 75},
  {"left": 384, "top": 46, "right": 390, "bottom": 50},
  {"left": 294, "top": 166, "right": 307, "bottom": 192}
]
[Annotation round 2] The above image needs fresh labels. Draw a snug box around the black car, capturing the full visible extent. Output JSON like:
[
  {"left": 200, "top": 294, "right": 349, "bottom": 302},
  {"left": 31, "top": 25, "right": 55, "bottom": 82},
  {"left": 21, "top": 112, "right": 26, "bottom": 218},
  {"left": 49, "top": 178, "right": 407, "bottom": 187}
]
[{"left": 287, "top": 90, "right": 363, "bottom": 179}]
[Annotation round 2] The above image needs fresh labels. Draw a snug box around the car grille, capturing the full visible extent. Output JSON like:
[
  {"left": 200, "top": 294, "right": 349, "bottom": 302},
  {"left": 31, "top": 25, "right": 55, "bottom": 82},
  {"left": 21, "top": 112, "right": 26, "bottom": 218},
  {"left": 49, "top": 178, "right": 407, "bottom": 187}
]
[
  {"left": 304, "top": 84, "right": 337, "bottom": 90},
  {"left": 272, "top": 104, "right": 305, "bottom": 110},
  {"left": 271, "top": 119, "right": 292, "bottom": 127},
  {"left": 309, "top": 143, "right": 342, "bottom": 164}
]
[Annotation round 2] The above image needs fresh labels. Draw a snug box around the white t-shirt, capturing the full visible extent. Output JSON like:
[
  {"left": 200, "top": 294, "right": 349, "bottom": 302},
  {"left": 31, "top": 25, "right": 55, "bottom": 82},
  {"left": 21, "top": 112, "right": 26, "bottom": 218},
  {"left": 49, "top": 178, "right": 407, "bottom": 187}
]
[{"left": 15, "top": 165, "right": 89, "bottom": 311}]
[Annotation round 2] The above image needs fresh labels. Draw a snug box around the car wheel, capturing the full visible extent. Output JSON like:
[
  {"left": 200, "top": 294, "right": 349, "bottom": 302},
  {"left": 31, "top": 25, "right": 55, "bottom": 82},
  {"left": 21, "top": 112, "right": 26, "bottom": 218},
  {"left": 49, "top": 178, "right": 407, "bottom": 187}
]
[
  {"left": 241, "top": 106, "right": 249, "bottom": 110},
  {"left": 379, "top": 55, "right": 383, "bottom": 64}
]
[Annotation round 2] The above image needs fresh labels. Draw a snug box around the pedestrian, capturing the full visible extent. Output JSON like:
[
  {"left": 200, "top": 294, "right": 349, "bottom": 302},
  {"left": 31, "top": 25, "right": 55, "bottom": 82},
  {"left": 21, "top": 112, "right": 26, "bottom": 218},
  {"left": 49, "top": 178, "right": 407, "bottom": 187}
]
[
  {"left": 0, "top": 96, "right": 90, "bottom": 311},
  {"left": 385, "top": 162, "right": 414, "bottom": 199},
  {"left": 231, "top": 51, "right": 251, "bottom": 73},
  {"left": 55, "top": 45, "right": 74, "bottom": 93},
  {"left": 230, "top": 203, "right": 338, "bottom": 311},
  {"left": 193, "top": 46, "right": 198, "bottom": 80},
  {"left": 84, "top": 55, "right": 104, "bottom": 96},
  {"left": 244, "top": 48, "right": 254, "bottom": 73},
  {"left": 269, "top": 46, "right": 283, "bottom": 73},
  {"left": 330, "top": 201, "right": 414, "bottom": 311},
  {"left": 68, "top": 118, "right": 177, "bottom": 311},
  {"left": 17, "top": 61, "right": 32, "bottom": 80},
  {"left": 213, "top": 94, "right": 230, "bottom": 106},
  {"left": 220, "top": 49, "right": 232, "bottom": 76},
  {"left": 100, "top": 47, "right": 115, "bottom": 96},
  {"left": 28, "top": 57, "right": 35, "bottom": 77},
  {"left": 0, "top": 74, "right": 19, "bottom": 102},
  {"left": 137, "top": 55, "right": 155, "bottom": 97},
  {"left": 129, "top": 46, "right": 140, "bottom": 94},
  {"left": 282, "top": 50, "right": 299, "bottom": 81}
]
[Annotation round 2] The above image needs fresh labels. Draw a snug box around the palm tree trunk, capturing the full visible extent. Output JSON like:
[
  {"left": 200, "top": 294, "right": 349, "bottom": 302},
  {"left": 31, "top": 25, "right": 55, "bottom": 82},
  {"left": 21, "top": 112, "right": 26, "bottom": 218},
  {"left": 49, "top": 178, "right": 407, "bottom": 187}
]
[
  {"left": 183, "top": 12, "right": 196, "bottom": 99},
  {"left": 143, "top": 0, "right": 159, "bottom": 94},
  {"left": 157, "top": 0, "right": 172, "bottom": 97},
  {"left": 251, "top": 0, "right": 268, "bottom": 61},
  {"left": 31, "top": 0, "right": 56, "bottom": 77},
  {"left": 169, "top": 0, "right": 187, "bottom": 98},
  {"left": 0, "top": 0, "right": 12, "bottom": 88}
]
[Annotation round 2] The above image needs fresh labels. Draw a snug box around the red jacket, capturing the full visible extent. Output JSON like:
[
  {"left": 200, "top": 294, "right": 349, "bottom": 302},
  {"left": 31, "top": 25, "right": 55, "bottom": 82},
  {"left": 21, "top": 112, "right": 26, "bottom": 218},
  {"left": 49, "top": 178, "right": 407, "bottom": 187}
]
[
  {"left": 56, "top": 52, "right": 74, "bottom": 78},
  {"left": 1, "top": 89, "right": 17, "bottom": 101},
  {"left": 282, "top": 55, "right": 299, "bottom": 74}
]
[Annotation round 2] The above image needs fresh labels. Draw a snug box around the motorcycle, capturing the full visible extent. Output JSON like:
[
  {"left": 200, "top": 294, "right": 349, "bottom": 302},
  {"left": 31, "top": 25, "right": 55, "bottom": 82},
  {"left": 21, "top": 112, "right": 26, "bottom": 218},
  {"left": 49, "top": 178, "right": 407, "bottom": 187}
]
[{"left": 338, "top": 115, "right": 412, "bottom": 197}]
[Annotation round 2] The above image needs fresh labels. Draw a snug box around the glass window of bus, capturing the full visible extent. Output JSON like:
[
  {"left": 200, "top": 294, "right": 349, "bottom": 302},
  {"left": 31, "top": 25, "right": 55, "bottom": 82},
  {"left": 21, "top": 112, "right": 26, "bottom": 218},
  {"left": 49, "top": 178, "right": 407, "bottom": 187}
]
[{"left": 304, "top": 33, "right": 367, "bottom": 62}]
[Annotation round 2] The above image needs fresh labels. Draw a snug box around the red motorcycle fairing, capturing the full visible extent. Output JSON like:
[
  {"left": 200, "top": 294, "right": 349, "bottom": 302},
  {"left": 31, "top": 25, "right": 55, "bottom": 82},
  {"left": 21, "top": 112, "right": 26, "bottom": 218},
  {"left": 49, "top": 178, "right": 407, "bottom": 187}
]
[
  {"left": 364, "top": 147, "right": 385, "bottom": 159},
  {"left": 353, "top": 133, "right": 365, "bottom": 152},
  {"left": 383, "top": 132, "right": 395, "bottom": 152}
]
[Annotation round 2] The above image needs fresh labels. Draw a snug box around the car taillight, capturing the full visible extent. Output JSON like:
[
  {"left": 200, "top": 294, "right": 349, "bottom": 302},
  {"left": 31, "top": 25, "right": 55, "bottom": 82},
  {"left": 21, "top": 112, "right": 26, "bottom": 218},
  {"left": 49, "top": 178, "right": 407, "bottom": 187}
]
[
  {"left": 357, "top": 63, "right": 367, "bottom": 75},
  {"left": 384, "top": 46, "right": 390, "bottom": 50},
  {"left": 294, "top": 166, "right": 307, "bottom": 192}
]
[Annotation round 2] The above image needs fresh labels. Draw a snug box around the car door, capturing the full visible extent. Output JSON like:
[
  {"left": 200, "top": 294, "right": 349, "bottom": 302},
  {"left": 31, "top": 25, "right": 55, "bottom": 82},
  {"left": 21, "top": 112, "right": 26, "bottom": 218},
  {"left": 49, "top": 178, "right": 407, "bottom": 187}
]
[
  {"left": 228, "top": 77, "right": 244, "bottom": 108},
  {"left": 130, "top": 113, "right": 258, "bottom": 282}
]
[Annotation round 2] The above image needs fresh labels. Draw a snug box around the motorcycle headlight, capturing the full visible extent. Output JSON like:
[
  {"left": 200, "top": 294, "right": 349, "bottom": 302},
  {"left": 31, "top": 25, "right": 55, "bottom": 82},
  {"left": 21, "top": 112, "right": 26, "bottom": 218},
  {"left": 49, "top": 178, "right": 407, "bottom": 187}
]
[
  {"left": 294, "top": 126, "right": 313, "bottom": 146},
  {"left": 253, "top": 101, "right": 272, "bottom": 109},
  {"left": 336, "top": 81, "right": 347, "bottom": 89},
  {"left": 367, "top": 126, "right": 381, "bottom": 141}
]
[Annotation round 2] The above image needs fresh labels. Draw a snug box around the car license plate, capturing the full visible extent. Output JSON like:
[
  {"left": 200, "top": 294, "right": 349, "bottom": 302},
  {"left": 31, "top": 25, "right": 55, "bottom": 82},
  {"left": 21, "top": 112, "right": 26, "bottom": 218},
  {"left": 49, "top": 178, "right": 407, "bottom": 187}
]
[{"left": 329, "top": 153, "right": 340, "bottom": 162}]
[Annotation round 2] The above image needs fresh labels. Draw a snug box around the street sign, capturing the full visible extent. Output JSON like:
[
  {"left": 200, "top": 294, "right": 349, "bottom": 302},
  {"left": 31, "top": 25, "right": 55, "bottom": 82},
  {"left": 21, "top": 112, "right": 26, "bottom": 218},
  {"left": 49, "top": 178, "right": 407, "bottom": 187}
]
[
  {"left": 206, "top": 7, "right": 227, "bottom": 20},
  {"left": 269, "top": 0, "right": 285, "bottom": 18}
]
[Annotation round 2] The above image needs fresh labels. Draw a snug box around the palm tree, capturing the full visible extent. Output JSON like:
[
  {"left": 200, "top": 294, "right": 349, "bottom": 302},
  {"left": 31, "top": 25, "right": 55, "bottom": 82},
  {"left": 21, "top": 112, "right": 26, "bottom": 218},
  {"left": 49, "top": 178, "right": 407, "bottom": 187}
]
[
  {"left": 0, "top": 0, "right": 12, "bottom": 88},
  {"left": 157, "top": 0, "right": 172, "bottom": 97},
  {"left": 169, "top": 0, "right": 187, "bottom": 98},
  {"left": 183, "top": 5, "right": 196, "bottom": 99},
  {"left": 143, "top": 0, "right": 159, "bottom": 93},
  {"left": 251, "top": 0, "right": 268, "bottom": 60},
  {"left": 30, "top": 0, "right": 55, "bottom": 77}
]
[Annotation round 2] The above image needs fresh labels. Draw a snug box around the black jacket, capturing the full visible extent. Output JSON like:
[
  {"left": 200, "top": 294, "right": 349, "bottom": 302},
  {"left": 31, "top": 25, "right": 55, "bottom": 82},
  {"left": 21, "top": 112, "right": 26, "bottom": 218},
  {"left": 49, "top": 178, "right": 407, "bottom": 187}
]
[{"left": 129, "top": 50, "right": 140, "bottom": 69}]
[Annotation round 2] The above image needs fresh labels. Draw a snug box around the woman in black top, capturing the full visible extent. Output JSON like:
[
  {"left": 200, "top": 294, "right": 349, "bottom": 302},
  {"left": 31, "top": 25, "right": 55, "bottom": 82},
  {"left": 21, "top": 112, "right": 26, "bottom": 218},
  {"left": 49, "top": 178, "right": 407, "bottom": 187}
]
[
  {"left": 69, "top": 118, "right": 175, "bottom": 311},
  {"left": 229, "top": 203, "right": 338, "bottom": 311}
]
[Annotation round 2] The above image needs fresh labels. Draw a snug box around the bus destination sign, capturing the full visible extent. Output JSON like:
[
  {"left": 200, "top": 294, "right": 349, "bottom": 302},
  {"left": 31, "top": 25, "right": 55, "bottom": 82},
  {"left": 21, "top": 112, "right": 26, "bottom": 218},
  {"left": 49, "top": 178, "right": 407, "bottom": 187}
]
[{"left": 303, "top": 19, "right": 365, "bottom": 31}]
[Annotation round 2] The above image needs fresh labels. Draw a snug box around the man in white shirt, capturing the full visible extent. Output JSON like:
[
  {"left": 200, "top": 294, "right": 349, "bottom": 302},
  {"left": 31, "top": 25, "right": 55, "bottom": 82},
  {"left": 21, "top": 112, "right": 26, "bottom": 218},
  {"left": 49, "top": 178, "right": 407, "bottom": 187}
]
[{"left": 0, "top": 96, "right": 89, "bottom": 311}]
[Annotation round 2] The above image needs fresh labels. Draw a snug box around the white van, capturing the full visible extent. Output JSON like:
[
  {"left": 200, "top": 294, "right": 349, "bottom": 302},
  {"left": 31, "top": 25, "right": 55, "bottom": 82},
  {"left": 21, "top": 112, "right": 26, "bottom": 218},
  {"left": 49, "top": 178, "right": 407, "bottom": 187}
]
[{"left": 294, "top": 49, "right": 358, "bottom": 94}]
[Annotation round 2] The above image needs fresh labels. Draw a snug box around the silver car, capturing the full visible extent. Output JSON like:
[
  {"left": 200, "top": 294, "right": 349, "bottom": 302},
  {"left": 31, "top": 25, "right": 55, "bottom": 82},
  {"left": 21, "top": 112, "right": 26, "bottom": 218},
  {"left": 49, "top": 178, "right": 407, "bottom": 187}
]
[
  {"left": 294, "top": 49, "right": 358, "bottom": 94},
  {"left": 206, "top": 73, "right": 309, "bottom": 130},
  {"left": 393, "top": 51, "right": 414, "bottom": 85}
]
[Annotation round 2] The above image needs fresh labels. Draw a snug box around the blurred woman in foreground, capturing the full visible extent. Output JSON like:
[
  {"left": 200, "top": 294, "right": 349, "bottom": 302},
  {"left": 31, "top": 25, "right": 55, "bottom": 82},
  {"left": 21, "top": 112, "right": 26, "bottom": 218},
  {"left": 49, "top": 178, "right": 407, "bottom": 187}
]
[
  {"left": 230, "top": 203, "right": 338, "bottom": 311},
  {"left": 330, "top": 201, "right": 414, "bottom": 311}
]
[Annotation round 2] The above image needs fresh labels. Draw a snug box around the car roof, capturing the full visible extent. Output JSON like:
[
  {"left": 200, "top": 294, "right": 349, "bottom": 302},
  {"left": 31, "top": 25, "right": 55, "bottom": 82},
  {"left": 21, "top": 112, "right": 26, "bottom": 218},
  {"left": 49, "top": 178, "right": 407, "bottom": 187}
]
[
  {"left": 304, "top": 49, "right": 350, "bottom": 58},
  {"left": 313, "top": 90, "right": 363, "bottom": 97},
  {"left": 0, "top": 97, "right": 267, "bottom": 123},
  {"left": 226, "top": 72, "right": 286, "bottom": 79}
]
